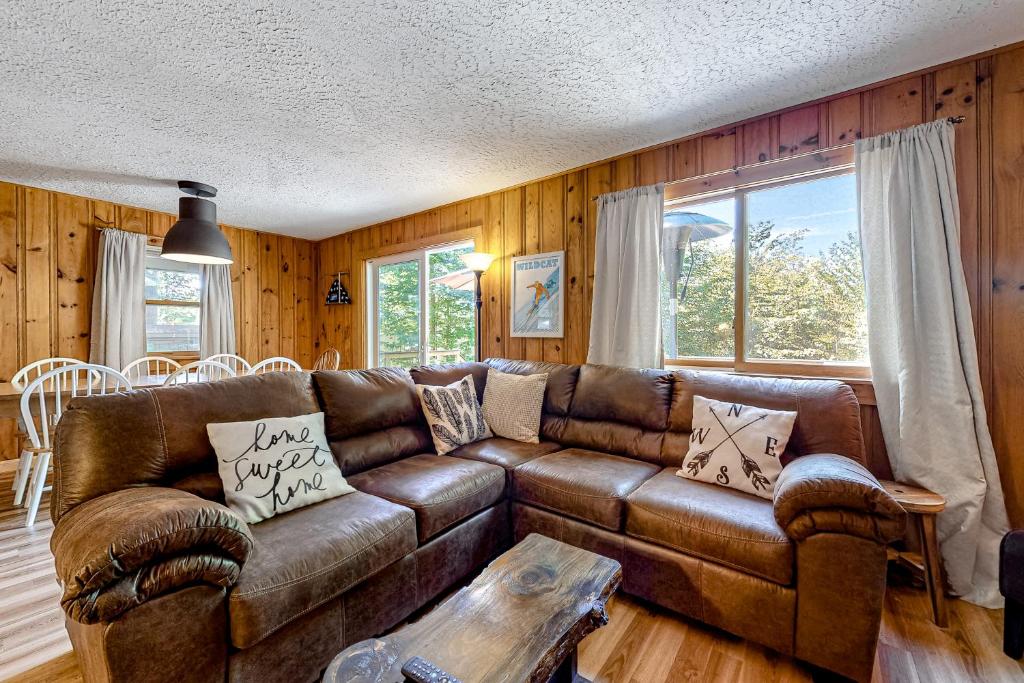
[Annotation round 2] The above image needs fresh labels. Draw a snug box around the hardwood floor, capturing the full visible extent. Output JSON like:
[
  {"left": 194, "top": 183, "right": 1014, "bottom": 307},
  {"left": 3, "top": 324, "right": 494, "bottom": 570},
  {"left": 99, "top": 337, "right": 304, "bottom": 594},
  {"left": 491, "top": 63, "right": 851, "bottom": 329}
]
[
  {"left": 0, "top": 462, "right": 1021, "bottom": 682},
  {"left": 0, "top": 464, "right": 73, "bottom": 683}
]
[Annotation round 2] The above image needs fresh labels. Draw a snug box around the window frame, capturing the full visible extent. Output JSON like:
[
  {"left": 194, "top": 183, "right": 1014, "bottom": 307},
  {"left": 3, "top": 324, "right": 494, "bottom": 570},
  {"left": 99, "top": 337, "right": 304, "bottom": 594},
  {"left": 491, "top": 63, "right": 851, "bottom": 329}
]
[
  {"left": 144, "top": 246, "right": 202, "bottom": 362},
  {"left": 662, "top": 146, "right": 869, "bottom": 380},
  {"left": 366, "top": 238, "right": 476, "bottom": 368}
]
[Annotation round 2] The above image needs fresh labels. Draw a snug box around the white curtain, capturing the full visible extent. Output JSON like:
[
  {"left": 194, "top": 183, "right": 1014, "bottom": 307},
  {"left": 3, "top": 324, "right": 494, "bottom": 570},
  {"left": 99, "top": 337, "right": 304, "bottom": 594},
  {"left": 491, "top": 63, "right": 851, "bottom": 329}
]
[
  {"left": 857, "top": 120, "right": 1008, "bottom": 607},
  {"left": 201, "top": 264, "right": 236, "bottom": 357},
  {"left": 89, "top": 228, "right": 147, "bottom": 369},
  {"left": 588, "top": 184, "right": 664, "bottom": 368}
]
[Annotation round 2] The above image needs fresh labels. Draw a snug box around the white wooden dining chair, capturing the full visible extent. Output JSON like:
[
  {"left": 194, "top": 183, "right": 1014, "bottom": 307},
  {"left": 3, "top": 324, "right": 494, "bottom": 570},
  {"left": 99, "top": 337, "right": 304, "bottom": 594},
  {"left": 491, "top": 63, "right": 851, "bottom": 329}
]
[
  {"left": 163, "top": 360, "right": 237, "bottom": 385},
  {"left": 121, "top": 356, "right": 182, "bottom": 384},
  {"left": 19, "top": 363, "right": 132, "bottom": 526},
  {"left": 249, "top": 357, "right": 303, "bottom": 375},
  {"left": 10, "top": 358, "right": 99, "bottom": 507},
  {"left": 313, "top": 347, "right": 342, "bottom": 371},
  {"left": 11, "top": 357, "right": 89, "bottom": 391},
  {"left": 204, "top": 353, "right": 252, "bottom": 376}
]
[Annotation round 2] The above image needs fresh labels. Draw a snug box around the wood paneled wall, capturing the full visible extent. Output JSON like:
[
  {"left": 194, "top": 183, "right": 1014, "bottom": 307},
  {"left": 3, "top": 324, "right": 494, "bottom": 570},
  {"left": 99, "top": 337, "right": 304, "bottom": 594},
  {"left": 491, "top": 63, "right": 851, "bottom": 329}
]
[
  {"left": 0, "top": 181, "right": 317, "bottom": 459},
  {"left": 315, "top": 43, "right": 1024, "bottom": 521}
]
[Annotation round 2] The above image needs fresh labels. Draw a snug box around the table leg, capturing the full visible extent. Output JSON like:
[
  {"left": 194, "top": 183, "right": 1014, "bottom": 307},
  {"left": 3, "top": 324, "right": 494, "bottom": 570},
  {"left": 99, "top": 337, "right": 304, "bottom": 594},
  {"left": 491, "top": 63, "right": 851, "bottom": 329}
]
[
  {"left": 919, "top": 513, "right": 948, "bottom": 627},
  {"left": 550, "top": 648, "right": 589, "bottom": 683}
]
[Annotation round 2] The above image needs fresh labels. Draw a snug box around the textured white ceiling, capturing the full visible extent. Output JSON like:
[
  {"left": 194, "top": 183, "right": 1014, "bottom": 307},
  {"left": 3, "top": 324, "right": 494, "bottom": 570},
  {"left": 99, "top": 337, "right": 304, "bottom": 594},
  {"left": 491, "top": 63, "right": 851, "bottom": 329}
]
[{"left": 0, "top": 1, "right": 1020, "bottom": 239}]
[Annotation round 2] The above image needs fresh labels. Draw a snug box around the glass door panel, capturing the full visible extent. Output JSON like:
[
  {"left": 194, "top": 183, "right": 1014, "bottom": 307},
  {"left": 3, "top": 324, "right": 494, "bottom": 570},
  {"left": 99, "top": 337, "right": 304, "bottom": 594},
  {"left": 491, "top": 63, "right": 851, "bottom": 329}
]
[
  {"left": 427, "top": 244, "right": 476, "bottom": 364},
  {"left": 376, "top": 259, "right": 421, "bottom": 369},
  {"left": 369, "top": 239, "right": 476, "bottom": 368}
]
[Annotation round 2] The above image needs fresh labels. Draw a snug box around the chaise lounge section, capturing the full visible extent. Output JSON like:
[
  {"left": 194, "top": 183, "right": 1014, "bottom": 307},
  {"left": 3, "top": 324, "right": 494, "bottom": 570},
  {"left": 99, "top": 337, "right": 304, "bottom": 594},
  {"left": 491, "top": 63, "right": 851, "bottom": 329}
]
[{"left": 49, "top": 359, "right": 904, "bottom": 683}]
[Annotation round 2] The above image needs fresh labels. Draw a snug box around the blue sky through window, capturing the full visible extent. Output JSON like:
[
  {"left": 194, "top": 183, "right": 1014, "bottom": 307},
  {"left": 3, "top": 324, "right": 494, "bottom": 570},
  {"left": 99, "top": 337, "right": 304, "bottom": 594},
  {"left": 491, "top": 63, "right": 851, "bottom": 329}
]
[
  {"left": 669, "top": 172, "right": 857, "bottom": 255},
  {"left": 748, "top": 173, "right": 857, "bottom": 254}
]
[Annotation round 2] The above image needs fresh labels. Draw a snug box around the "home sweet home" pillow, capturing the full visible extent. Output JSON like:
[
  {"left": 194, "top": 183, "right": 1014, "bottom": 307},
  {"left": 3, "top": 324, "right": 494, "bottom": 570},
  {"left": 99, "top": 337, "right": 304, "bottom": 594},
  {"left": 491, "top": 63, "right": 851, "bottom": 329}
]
[
  {"left": 208, "top": 412, "right": 355, "bottom": 523},
  {"left": 677, "top": 395, "right": 797, "bottom": 499}
]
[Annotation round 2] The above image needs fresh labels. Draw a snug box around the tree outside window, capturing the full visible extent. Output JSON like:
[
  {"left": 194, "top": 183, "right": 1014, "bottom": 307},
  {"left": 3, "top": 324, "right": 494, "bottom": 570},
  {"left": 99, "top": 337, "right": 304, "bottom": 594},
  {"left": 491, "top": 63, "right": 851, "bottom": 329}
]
[{"left": 664, "top": 170, "right": 868, "bottom": 374}]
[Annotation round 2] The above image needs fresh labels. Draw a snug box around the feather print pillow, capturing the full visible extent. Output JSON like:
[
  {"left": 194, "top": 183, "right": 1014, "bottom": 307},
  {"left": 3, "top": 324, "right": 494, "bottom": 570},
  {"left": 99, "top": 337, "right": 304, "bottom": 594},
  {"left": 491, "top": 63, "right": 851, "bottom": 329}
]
[
  {"left": 416, "top": 375, "right": 492, "bottom": 455},
  {"left": 677, "top": 395, "right": 797, "bottom": 499}
]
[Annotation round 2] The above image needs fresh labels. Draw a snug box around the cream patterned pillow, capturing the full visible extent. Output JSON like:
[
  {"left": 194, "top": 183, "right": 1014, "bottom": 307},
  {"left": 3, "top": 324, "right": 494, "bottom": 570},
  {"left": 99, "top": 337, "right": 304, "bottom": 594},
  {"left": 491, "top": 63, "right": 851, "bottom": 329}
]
[
  {"left": 417, "top": 375, "right": 492, "bottom": 455},
  {"left": 481, "top": 368, "right": 548, "bottom": 443},
  {"left": 677, "top": 395, "right": 797, "bottom": 499},
  {"left": 207, "top": 412, "right": 355, "bottom": 524}
]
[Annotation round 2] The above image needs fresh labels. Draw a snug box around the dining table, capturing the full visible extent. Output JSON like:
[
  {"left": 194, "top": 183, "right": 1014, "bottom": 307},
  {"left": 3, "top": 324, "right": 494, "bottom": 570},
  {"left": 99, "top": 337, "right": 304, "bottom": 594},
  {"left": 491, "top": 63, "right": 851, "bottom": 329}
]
[{"left": 0, "top": 374, "right": 170, "bottom": 420}]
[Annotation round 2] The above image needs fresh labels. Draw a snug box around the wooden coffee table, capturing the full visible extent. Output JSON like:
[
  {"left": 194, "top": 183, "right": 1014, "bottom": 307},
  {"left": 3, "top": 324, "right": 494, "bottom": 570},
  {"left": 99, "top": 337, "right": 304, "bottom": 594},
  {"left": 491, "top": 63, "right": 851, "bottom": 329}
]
[{"left": 323, "top": 533, "right": 622, "bottom": 683}]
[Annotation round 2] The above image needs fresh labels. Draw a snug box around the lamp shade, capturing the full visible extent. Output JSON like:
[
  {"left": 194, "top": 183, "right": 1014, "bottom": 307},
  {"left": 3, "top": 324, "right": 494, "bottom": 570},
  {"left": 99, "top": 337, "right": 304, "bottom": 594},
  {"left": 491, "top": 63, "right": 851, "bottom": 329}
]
[
  {"left": 161, "top": 183, "right": 233, "bottom": 265},
  {"left": 459, "top": 251, "right": 496, "bottom": 273}
]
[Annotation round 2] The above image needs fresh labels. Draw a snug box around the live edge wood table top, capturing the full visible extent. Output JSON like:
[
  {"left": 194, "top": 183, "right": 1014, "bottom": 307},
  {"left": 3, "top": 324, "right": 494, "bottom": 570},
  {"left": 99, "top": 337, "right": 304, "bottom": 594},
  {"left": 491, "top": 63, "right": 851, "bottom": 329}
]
[{"left": 323, "top": 533, "right": 622, "bottom": 683}]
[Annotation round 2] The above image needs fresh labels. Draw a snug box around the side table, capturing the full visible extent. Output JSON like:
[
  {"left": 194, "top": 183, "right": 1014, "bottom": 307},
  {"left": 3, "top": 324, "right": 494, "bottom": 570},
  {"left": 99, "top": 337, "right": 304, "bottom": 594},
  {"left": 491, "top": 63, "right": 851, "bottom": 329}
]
[{"left": 880, "top": 479, "right": 947, "bottom": 627}]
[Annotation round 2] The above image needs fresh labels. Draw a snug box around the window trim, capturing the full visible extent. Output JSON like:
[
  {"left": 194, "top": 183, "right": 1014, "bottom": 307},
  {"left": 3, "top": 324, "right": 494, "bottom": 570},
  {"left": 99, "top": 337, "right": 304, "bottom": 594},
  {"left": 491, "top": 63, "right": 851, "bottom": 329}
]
[
  {"left": 366, "top": 238, "right": 476, "bottom": 368},
  {"left": 144, "top": 246, "right": 202, "bottom": 360},
  {"left": 663, "top": 150, "right": 869, "bottom": 380}
]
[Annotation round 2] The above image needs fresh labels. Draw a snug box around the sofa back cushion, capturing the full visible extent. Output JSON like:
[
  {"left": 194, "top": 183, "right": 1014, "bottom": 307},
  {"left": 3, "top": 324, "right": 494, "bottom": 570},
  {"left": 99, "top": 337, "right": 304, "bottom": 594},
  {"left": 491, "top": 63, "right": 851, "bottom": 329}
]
[
  {"left": 410, "top": 362, "right": 489, "bottom": 403},
  {"left": 53, "top": 372, "right": 320, "bottom": 521},
  {"left": 665, "top": 370, "right": 865, "bottom": 467},
  {"left": 484, "top": 359, "right": 581, "bottom": 442},
  {"left": 314, "top": 368, "right": 432, "bottom": 474},
  {"left": 559, "top": 364, "right": 674, "bottom": 464}
]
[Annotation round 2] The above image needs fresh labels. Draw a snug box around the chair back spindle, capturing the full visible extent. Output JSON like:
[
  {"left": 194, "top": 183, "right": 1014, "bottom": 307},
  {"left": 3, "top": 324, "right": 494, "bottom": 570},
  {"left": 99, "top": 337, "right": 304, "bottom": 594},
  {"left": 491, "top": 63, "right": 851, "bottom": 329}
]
[
  {"left": 204, "top": 353, "right": 252, "bottom": 376},
  {"left": 313, "top": 348, "right": 342, "bottom": 371},
  {"left": 19, "top": 364, "right": 132, "bottom": 450},
  {"left": 249, "top": 357, "right": 303, "bottom": 375},
  {"left": 164, "top": 360, "right": 237, "bottom": 386},
  {"left": 121, "top": 356, "right": 182, "bottom": 384},
  {"left": 12, "top": 358, "right": 92, "bottom": 392}
]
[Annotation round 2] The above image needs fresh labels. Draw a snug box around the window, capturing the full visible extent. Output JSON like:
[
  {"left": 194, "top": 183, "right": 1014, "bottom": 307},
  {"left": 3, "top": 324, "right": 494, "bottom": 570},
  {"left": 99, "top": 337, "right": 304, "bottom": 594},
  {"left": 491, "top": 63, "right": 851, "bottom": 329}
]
[
  {"left": 662, "top": 167, "right": 868, "bottom": 376},
  {"left": 368, "top": 241, "right": 476, "bottom": 368},
  {"left": 145, "top": 247, "right": 202, "bottom": 355}
]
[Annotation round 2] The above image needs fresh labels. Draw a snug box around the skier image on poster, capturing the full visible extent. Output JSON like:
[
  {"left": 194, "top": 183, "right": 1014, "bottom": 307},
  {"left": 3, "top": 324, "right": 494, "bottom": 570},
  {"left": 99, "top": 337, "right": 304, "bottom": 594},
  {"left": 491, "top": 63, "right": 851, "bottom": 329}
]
[{"left": 511, "top": 251, "right": 564, "bottom": 338}]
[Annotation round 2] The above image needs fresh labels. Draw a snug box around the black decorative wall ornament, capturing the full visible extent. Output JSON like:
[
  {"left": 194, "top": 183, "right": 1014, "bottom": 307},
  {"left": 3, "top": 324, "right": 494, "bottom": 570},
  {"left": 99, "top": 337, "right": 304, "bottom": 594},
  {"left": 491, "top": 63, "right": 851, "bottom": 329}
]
[{"left": 326, "top": 272, "right": 351, "bottom": 305}]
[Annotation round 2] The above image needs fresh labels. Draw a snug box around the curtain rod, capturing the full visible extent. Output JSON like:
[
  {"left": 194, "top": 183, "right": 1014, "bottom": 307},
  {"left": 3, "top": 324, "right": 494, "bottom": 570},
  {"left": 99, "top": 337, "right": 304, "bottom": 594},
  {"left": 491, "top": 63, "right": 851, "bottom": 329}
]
[{"left": 590, "top": 115, "right": 967, "bottom": 201}]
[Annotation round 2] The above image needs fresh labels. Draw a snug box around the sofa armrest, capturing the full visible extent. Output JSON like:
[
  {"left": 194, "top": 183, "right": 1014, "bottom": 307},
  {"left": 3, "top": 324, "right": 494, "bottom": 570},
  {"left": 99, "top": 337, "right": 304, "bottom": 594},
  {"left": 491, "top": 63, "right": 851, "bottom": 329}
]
[
  {"left": 1001, "top": 530, "right": 1024, "bottom": 601},
  {"left": 51, "top": 486, "right": 253, "bottom": 624},
  {"left": 773, "top": 454, "right": 906, "bottom": 543}
]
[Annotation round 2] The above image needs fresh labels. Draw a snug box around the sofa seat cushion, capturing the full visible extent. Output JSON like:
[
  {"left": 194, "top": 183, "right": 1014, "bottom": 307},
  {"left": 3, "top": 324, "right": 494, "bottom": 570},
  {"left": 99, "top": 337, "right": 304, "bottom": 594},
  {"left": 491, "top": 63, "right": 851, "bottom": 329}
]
[
  {"left": 625, "top": 469, "right": 793, "bottom": 585},
  {"left": 347, "top": 455, "right": 505, "bottom": 542},
  {"left": 513, "top": 449, "right": 659, "bottom": 531},
  {"left": 448, "top": 437, "right": 562, "bottom": 471},
  {"left": 228, "top": 491, "right": 416, "bottom": 649}
]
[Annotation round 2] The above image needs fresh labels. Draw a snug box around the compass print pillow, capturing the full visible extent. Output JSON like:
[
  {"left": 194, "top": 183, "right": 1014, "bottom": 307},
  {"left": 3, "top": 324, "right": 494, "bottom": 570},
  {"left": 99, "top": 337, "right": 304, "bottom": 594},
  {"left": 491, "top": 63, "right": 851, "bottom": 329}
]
[{"left": 677, "top": 395, "right": 797, "bottom": 499}]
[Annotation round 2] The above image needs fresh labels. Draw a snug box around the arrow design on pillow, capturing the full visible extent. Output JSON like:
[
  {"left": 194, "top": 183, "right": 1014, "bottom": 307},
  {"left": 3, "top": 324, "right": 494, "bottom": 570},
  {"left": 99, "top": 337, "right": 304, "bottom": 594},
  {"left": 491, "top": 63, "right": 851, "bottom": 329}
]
[
  {"left": 708, "top": 407, "right": 771, "bottom": 491},
  {"left": 685, "top": 409, "right": 766, "bottom": 478}
]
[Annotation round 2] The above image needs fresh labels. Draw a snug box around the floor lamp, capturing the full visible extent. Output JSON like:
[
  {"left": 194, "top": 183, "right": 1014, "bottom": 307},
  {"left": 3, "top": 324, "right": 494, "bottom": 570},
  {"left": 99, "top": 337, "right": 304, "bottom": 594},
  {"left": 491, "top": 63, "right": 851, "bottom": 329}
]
[{"left": 460, "top": 251, "right": 496, "bottom": 361}]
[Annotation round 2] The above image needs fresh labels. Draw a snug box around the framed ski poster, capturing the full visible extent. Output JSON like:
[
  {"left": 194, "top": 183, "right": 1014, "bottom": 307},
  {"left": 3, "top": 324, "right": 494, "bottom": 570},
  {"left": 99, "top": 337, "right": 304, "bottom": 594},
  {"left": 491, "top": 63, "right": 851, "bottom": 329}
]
[{"left": 510, "top": 251, "right": 564, "bottom": 338}]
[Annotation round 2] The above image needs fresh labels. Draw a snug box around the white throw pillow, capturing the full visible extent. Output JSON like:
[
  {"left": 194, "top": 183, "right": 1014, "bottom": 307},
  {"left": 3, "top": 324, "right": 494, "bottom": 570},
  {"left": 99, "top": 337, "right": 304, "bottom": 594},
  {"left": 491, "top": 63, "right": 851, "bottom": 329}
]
[
  {"left": 677, "top": 395, "right": 797, "bottom": 499},
  {"left": 207, "top": 412, "right": 355, "bottom": 524},
  {"left": 481, "top": 369, "right": 548, "bottom": 443},
  {"left": 417, "top": 374, "right": 492, "bottom": 455}
]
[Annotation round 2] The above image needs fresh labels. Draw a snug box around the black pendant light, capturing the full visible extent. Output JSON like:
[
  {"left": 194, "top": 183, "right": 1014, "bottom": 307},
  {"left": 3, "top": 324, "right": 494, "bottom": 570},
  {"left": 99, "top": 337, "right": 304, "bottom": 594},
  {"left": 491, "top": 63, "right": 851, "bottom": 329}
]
[{"left": 161, "top": 180, "right": 233, "bottom": 264}]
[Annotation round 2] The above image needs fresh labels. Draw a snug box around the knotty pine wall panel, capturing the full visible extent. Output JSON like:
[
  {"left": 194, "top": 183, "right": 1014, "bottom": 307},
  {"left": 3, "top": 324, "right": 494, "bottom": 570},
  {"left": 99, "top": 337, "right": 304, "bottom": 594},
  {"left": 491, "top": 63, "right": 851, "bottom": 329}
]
[
  {"left": 313, "top": 44, "right": 1024, "bottom": 516},
  {"left": 0, "top": 181, "right": 317, "bottom": 460},
  {"left": 990, "top": 48, "right": 1024, "bottom": 526}
]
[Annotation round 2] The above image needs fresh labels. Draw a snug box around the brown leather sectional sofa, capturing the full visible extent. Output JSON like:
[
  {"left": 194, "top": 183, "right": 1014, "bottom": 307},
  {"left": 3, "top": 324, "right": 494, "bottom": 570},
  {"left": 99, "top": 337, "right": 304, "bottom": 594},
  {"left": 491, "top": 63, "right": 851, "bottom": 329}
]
[{"left": 49, "top": 358, "right": 905, "bottom": 683}]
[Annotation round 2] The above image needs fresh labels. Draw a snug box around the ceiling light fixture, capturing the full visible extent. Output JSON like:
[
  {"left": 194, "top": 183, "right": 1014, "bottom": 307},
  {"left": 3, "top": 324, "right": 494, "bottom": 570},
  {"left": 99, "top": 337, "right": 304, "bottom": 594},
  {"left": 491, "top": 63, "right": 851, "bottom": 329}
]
[{"left": 161, "top": 180, "right": 233, "bottom": 264}]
